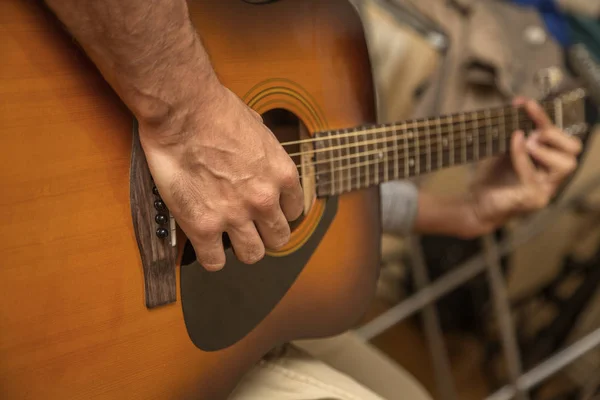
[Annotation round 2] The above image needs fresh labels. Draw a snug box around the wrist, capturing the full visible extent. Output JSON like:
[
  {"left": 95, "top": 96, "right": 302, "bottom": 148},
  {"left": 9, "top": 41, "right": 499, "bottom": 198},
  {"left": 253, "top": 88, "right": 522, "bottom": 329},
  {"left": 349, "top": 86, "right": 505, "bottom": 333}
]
[
  {"left": 459, "top": 193, "right": 498, "bottom": 239},
  {"left": 413, "top": 191, "right": 497, "bottom": 239},
  {"left": 133, "top": 40, "right": 223, "bottom": 134}
]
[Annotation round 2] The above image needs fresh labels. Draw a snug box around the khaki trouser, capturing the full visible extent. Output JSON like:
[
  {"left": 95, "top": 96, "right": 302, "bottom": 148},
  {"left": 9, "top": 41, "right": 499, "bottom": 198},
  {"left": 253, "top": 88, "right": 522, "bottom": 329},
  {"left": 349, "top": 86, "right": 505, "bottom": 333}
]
[{"left": 229, "top": 332, "right": 433, "bottom": 400}]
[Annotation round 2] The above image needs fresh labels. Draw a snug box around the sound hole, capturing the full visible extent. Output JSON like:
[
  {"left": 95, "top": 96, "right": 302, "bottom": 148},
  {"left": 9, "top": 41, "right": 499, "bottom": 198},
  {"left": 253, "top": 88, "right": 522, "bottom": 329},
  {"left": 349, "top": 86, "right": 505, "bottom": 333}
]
[{"left": 261, "top": 108, "right": 315, "bottom": 230}]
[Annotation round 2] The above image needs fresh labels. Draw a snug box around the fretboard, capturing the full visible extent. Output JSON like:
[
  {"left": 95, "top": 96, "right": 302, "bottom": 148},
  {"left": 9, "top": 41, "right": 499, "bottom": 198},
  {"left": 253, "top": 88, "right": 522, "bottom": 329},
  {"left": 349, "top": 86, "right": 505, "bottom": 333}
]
[{"left": 313, "top": 101, "right": 557, "bottom": 197}]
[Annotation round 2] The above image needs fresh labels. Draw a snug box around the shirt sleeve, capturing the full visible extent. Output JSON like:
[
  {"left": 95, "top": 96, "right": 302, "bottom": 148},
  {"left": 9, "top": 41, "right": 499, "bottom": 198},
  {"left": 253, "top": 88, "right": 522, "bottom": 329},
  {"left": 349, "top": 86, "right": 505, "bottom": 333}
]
[{"left": 380, "top": 180, "right": 419, "bottom": 236}]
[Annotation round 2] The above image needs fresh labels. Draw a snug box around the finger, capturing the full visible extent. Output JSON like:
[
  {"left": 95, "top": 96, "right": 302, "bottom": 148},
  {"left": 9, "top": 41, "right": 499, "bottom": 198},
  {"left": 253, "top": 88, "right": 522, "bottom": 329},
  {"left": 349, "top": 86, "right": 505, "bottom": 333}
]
[
  {"left": 526, "top": 139, "right": 576, "bottom": 179},
  {"left": 537, "top": 127, "right": 583, "bottom": 155},
  {"left": 190, "top": 232, "right": 226, "bottom": 272},
  {"left": 255, "top": 208, "right": 291, "bottom": 250},
  {"left": 227, "top": 222, "right": 266, "bottom": 265},
  {"left": 278, "top": 163, "right": 304, "bottom": 222},
  {"left": 511, "top": 130, "right": 537, "bottom": 182},
  {"left": 512, "top": 96, "right": 528, "bottom": 107},
  {"left": 524, "top": 99, "right": 553, "bottom": 130}
]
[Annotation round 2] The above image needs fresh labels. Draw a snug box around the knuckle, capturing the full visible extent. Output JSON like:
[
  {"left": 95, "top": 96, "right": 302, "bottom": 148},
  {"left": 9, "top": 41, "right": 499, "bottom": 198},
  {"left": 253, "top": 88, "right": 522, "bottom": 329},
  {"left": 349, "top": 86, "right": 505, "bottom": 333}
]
[
  {"left": 195, "top": 218, "right": 223, "bottom": 238},
  {"left": 226, "top": 211, "right": 249, "bottom": 228},
  {"left": 280, "top": 164, "right": 300, "bottom": 188},
  {"left": 251, "top": 187, "right": 279, "bottom": 211}
]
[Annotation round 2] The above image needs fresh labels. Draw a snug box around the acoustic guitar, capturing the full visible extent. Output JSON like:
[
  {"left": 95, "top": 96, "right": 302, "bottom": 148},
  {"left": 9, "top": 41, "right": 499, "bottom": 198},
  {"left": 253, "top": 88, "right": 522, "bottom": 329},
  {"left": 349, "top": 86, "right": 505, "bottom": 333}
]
[{"left": 0, "top": 0, "right": 590, "bottom": 399}]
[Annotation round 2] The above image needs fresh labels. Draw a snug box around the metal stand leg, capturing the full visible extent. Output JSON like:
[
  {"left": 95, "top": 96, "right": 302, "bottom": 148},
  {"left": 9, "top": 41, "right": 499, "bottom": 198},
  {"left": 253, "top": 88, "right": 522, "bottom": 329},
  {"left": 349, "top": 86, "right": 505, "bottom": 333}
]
[
  {"left": 486, "top": 327, "right": 600, "bottom": 400},
  {"left": 482, "top": 234, "right": 529, "bottom": 400},
  {"left": 409, "top": 235, "right": 458, "bottom": 400}
]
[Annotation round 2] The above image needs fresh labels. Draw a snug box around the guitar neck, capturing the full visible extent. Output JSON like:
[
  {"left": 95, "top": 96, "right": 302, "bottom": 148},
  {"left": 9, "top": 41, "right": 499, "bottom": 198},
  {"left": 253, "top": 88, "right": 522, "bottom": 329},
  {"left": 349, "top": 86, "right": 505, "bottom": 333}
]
[{"left": 312, "top": 94, "right": 584, "bottom": 198}]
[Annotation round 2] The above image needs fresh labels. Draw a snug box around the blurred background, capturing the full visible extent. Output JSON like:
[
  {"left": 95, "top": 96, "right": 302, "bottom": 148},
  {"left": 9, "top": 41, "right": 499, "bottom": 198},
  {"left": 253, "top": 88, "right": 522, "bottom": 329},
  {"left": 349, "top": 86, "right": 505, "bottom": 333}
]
[{"left": 345, "top": 0, "right": 600, "bottom": 399}]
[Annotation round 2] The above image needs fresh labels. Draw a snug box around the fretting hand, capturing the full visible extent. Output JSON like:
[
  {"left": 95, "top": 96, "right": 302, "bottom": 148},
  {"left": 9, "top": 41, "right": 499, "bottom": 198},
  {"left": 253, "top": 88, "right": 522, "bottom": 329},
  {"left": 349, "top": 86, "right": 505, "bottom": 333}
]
[{"left": 468, "top": 97, "right": 583, "bottom": 230}]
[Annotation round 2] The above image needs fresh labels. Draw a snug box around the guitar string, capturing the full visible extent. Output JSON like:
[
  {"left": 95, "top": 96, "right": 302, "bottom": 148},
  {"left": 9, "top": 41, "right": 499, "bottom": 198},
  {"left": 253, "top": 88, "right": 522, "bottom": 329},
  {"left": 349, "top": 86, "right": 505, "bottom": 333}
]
[
  {"left": 295, "top": 127, "right": 586, "bottom": 185},
  {"left": 291, "top": 115, "right": 540, "bottom": 178},
  {"left": 312, "top": 129, "right": 587, "bottom": 194},
  {"left": 279, "top": 102, "right": 557, "bottom": 148},
  {"left": 292, "top": 116, "right": 539, "bottom": 169},
  {"left": 286, "top": 112, "right": 552, "bottom": 159},
  {"left": 279, "top": 102, "right": 557, "bottom": 147}
]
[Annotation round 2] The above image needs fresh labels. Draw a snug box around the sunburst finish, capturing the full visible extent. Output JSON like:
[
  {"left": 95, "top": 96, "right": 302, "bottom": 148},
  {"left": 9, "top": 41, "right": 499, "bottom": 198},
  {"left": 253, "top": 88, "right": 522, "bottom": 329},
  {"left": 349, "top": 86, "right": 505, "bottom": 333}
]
[{"left": 0, "top": 1, "right": 382, "bottom": 399}]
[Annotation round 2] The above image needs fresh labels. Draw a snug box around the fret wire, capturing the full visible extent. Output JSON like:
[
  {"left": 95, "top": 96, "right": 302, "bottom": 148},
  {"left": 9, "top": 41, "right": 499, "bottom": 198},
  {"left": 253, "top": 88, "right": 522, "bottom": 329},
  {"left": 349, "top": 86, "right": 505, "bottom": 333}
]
[
  {"left": 404, "top": 124, "right": 409, "bottom": 178},
  {"left": 363, "top": 129, "right": 369, "bottom": 188},
  {"left": 472, "top": 111, "right": 478, "bottom": 161},
  {"left": 327, "top": 131, "right": 335, "bottom": 194},
  {"left": 460, "top": 112, "right": 467, "bottom": 163},
  {"left": 342, "top": 129, "right": 350, "bottom": 193},
  {"left": 393, "top": 125, "right": 399, "bottom": 180},
  {"left": 426, "top": 120, "right": 432, "bottom": 172},
  {"left": 449, "top": 114, "right": 455, "bottom": 166},
  {"left": 485, "top": 108, "right": 492, "bottom": 156},
  {"left": 354, "top": 128, "right": 360, "bottom": 191},
  {"left": 351, "top": 128, "right": 357, "bottom": 192},
  {"left": 414, "top": 127, "right": 420, "bottom": 176},
  {"left": 356, "top": 128, "right": 362, "bottom": 191},
  {"left": 336, "top": 129, "right": 342, "bottom": 195},
  {"left": 437, "top": 117, "right": 443, "bottom": 169},
  {"left": 375, "top": 128, "right": 381, "bottom": 184},
  {"left": 382, "top": 128, "right": 389, "bottom": 183}
]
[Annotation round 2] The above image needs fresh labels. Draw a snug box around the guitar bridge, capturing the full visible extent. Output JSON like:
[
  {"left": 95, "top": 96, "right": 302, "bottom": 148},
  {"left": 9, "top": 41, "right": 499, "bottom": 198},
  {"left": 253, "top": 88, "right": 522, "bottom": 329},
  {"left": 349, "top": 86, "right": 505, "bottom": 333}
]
[{"left": 129, "top": 119, "right": 178, "bottom": 309}]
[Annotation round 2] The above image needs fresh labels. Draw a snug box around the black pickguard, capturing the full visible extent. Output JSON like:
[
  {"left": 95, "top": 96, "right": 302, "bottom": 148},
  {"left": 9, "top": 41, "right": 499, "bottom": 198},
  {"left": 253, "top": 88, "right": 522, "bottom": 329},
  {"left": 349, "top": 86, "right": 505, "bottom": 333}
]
[{"left": 179, "top": 196, "right": 338, "bottom": 351}]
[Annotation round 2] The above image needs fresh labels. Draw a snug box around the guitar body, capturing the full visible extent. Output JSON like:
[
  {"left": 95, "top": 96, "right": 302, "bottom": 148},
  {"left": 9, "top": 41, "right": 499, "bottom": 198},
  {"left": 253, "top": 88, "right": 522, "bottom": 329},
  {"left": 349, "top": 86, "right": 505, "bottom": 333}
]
[{"left": 1, "top": 1, "right": 381, "bottom": 399}]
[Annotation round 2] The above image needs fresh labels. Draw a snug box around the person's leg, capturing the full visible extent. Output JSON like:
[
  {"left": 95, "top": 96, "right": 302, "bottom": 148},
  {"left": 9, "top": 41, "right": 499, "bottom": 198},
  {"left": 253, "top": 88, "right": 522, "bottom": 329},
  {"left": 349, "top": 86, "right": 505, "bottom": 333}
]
[
  {"left": 294, "top": 332, "right": 433, "bottom": 400},
  {"left": 228, "top": 344, "right": 387, "bottom": 400}
]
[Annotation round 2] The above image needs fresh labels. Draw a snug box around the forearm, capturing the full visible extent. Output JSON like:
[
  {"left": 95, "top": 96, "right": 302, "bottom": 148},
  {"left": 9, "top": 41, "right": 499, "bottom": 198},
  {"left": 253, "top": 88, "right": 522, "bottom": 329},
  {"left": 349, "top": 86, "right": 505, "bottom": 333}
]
[
  {"left": 412, "top": 191, "right": 495, "bottom": 239},
  {"left": 44, "top": 0, "right": 219, "bottom": 130},
  {"left": 381, "top": 182, "right": 495, "bottom": 239}
]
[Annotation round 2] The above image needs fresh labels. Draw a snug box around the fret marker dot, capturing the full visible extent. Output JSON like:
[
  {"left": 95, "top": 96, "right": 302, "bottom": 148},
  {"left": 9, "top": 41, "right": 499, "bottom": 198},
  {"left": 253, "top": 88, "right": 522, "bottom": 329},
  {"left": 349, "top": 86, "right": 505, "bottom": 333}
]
[
  {"left": 443, "top": 138, "right": 449, "bottom": 147},
  {"left": 378, "top": 152, "right": 384, "bottom": 159},
  {"left": 468, "top": 135, "right": 473, "bottom": 143},
  {"left": 408, "top": 131, "right": 414, "bottom": 138},
  {"left": 409, "top": 158, "right": 415, "bottom": 167}
]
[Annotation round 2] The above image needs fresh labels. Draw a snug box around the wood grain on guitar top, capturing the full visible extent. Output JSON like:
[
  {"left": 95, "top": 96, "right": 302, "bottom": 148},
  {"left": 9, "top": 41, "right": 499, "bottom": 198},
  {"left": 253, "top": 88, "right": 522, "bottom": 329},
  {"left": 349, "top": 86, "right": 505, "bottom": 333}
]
[{"left": 0, "top": 1, "right": 381, "bottom": 399}]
